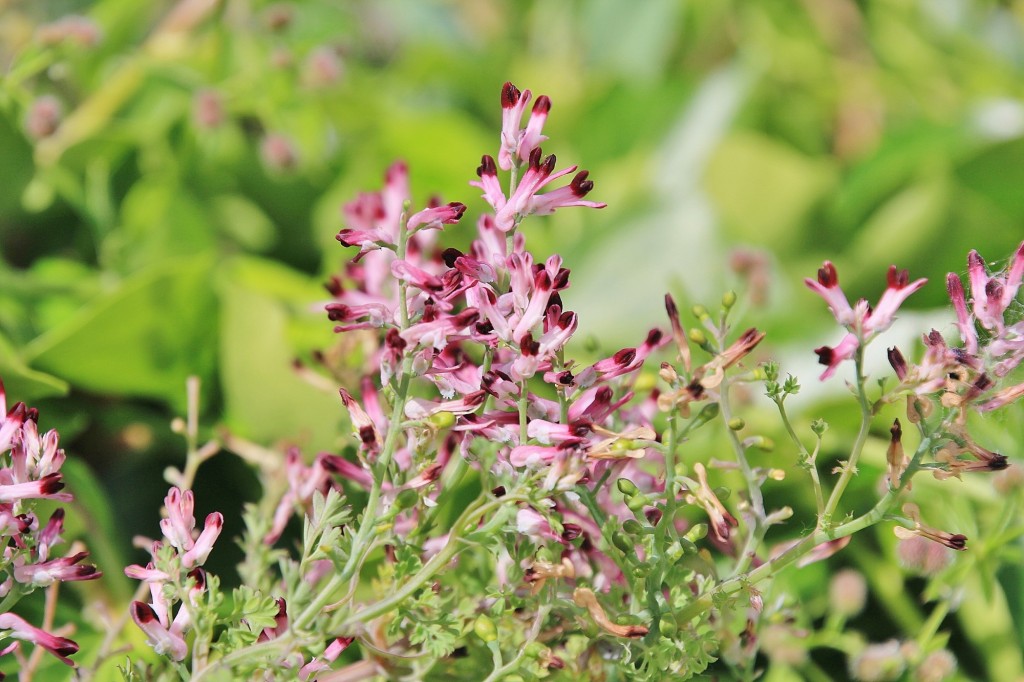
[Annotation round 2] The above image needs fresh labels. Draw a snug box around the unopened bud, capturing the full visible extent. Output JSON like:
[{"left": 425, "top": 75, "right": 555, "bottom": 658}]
[
  {"left": 692, "top": 402, "right": 719, "bottom": 427},
  {"left": 616, "top": 478, "right": 639, "bottom": 497},
  {"left": 688, "top": 328, "right": 708, "bottom": 347},
  {"left": 686, "top": 523, "right": 708, "bottom": 541},
  {"left": 744, "top": 435, "right": 774, "bottom": 451},
  {"left": 611, "top": 531, "right": 633, "bottom": 554},
  {"left": 473, "top": 615, "right": 497, "bottom": 643},
  {"left": 849, "top": 640, "right": 906, "bottom": 682},
  {"left": 393, "top": 488, "right": 419, "bottom": 511},
  {"left": 722, "top": 290, "right": 737, "bottom": 309},
  {"left": 625, "top": 495, "right": 648, "bottom": 513},
  {"left": 622, "top": 520, "right": 644, "bottom": 536},
  {"left": 428, "top": 411, "right": 456, "bottom": 429},
  {"left": 728, "top": 417, "right": 745, "bottom": 431},
  {"left": 691, "top": 304, "right": 709, "bottom": 321},
  {"left": 828, "top": 569, "right": 867, "bottom": 617}
]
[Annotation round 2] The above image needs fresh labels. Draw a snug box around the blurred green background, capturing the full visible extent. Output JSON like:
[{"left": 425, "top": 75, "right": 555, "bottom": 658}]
[{"left": 2, "top": 0, "right": 1023, "bottom": 679}]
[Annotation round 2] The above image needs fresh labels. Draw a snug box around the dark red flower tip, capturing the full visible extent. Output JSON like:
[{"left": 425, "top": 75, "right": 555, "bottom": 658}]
[
  {"left": 335, "top": 230, "right": 357, "bottom": 246},
  {"left": 817, "top": 262, "right": 839, "bottom": 288},
  {"left": 987, "top": 454, "right": 1009, "bottom": 471},
  {"left": 442, "top": 248, "right": 463, "bottom": 268},
  {"left": 476, "top": 155, "right": 497, "bottom": 177},
  {"left": 813, "top": 346, "right": 834, "bottom": 367},
  {"left": 552, "top": 370, "right": 574, "bottom": 385},
  {"left": 890, "top": 419, "right": 902, "bottom": 443},
  {"left": 612, "top": 348, "right": 637, "bottom": 366},
  {"left": 324, "top": 276, "right": 343, "bottom": 297},
  {"left": 447, "top": 202, "right": 468, "bottom": 221},
  {"left": 491, "top": 485, "right": 506, "bottom": 497},
  {"left": 569, "top": 170, "right": 594, "bottom": 196},
  {"left": 39, "top": 473, "right": 64, "bottom": 495},
  {"left": 967, "top": 250, "right": 985, "bottom": 271},
  {"left": 325, "top": 303, "right": 349, "bottom": 322},
  {"left": 385, "top": 328, "right": 407, "bottom": 351},
  {"left": 645, "top": 328, "right": 664, "bottom": 346},
  {"left": 947, "top": 534, "right": 968, "bottom": 551},
  {"left": 986, "top": 279, "right": 1004, "bottom": 301},
  {"left": 569, "top": 420, "right": 593, "bottom": 437},
  {"left": 887, "top": 265, "right": 910, "bottom": 289},
  {"left": 561, "top": 523, "right": 582, "bottom": 541},
  {"left": 26, "top": 408, "right": 38, "bottom": 423},
  {"left": 501, "top": 82, "right": 521, "bottom": 108},
  {"left": 519, "top": 334, "right": 540, "bottom": 356},
  {"left": 553, "top": 268, "right": 570, "bottom": 290},
  {"left": 546, "top": 292, "right": 563, "bottom": 313},
  {"left": 188, "top": 567, "right": 207, "bottom": 590},
  {"left": 532, "top": 95, "right": 551, "bottom": 115},
  {"left": 887, "top": 347, "right": 907, "bottom": 380},
  {"left": 131, "top": 601, "right": 158, "bottom": 624}
]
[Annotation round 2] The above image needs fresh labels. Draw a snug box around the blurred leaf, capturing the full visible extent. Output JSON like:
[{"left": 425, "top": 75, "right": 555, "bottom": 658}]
[
  {"left": 23, "top": 257, "right": 217, "bottom": 408},
  {"left": 0, "top": 109, "right": 35, "bottom": 216},
  {"left": 217, "top": 256, "right": 340, "bottom": 451},
  {"left": 705, "top": 131, "right": 837, "bottom": 250},
  {"left": 211, "top": 195, "right": 278, "bottom": 253},
  {"left": 0, "top": 329, "right": 68, "bottom": 402}
]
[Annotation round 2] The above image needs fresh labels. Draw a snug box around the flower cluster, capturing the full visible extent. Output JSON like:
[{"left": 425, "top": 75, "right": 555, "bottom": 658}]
[
  {"left": 125, "top": 487, "right": 223, "bottom": 661},
  {"left": 0, "top": 379, "right": 100, "bottom": 668}
]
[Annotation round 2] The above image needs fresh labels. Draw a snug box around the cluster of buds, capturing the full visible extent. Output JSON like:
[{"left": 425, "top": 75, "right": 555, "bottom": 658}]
[
  {"left": 125, "top": 487, "right": 223, "bottom": 661},
  {"left": 0, "top": 379, "right": 101, "bottom": 667}
]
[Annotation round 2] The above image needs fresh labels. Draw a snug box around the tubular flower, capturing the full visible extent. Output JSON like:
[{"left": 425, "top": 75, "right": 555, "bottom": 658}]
[
  {"left": 806, "top": 262, "right": 926, "bottom": 380},
  {"left": 893, "top": 503, "right": 967, "bottom": 551}
]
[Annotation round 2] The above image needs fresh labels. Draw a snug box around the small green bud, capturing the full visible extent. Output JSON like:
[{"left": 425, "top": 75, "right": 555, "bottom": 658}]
[
  {"left": 713, "top": 486, "right": 731, "bottom": 501},
  {"left": 688, "top": 328, "right": 708, "bottom": 347},
  {"left": 394, "top": 488, "right": 419, "bottom": 510},
  {"left": 524, "top": 641, "right": 545, "bottom": 658},
  {"left": 428, "top": 411, "right": 456, "bottom": 428},
  {"left": 811, "top": 418, "right": 829, "bottom": 436},
  {"left": 722, "top": 290, "right": 737, "bottom": 309},
  {"left": 666, "top": 541, "right": 684, "bottom": 562},
  {"left": 622, "top": 519, "right": 644, "bottom": 536},
  {"left": 686, "top": 523, "right": 708, "bottom": 541},
  {"left": 659, "top": 615, "right": 678, "bottom": 637},
  {"left": 691, "top": 304, "right": 709, "bottom": 320},
  {"left": 611, "top": 531, "right": 634, "bottom": 554},
  {"left": 473, "top": 615, "right": 498, "bottom": 643},
  {"left": 679, "top": 538, "right": 699, "bottom": 555},
  {"left": 692, "top": 402, "right": 720, "bottom": 426},
  {"left": 626, "top": 495, "right": 648, "bottom": 513},
  {"left": 728, "top": 417, "right": 745, "bottom": 431},
  {"left": 617, "top": 478, "right": 639, "bottom": 497}
]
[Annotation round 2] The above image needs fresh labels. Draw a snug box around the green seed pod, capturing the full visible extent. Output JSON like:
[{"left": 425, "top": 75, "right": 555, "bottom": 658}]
[
  {"left": 611, "top": 531, "right": 634, "bottom": 554},
  {"left": 722, "top": 290, "right": 737, "bottom": 309},
  {"left": 713, "top": 486, "right": 731, "bottom": 501},
  {"left": 659, "top": 615, "right": 678, "bottom": 637},
  {"left": 617, "top": 478, "right": 639, "bottom": 497},
  {"left": 394, "top": 488, "right": 419, "bottom": 510},
  {"left": 622, "top": 519, "right": 644, "bottom": 536},
  {"left": 679, "top": 538, "right": 699, "bottom": 555},
  {"left": 728, "top": 417, "right": 745, "bottom": 431},
  {"left": 686, "top": 523, "right": 708, "bottom": 541},
  {"left": 428, "top": 411, "right": 456, "bottom": 428},
  {"left": 626, "top": 495, "right": 648, "bottom": 513},
  {"left": 473, "top": 615, "right": 498, "bottom": 643},
  {"left": 688, "top": 328, "right": 708, "bottom": 347}
]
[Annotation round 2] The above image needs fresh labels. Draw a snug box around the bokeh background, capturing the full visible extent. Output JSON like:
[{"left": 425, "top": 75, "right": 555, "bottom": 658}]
[{"left": 1, "top": 0, "right": 1023, "bottom": 679}]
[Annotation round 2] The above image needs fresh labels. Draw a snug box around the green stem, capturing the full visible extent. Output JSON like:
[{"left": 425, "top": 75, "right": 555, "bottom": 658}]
[
  {"left": 775, "top": 398, "right": 824, "bottom": 518},
  {"left": 821, "top": 347, "right": 872, "bottom": 528}
]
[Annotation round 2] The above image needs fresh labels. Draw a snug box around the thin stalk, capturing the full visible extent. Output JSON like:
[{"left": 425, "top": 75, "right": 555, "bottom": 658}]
[
  {"left": 822, "top": 348, "right": 872, "bottom": 528},
  {"left": 481, "top": 605, "right": 551, "bottom": 682},
  {"left": 775, "top": 398, "right": 825, "bottom": 518}
]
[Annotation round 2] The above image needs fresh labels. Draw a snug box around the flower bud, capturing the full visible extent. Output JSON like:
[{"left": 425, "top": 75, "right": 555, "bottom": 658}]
[
  {"left": 428, "top": 411, "right": 456, "bottom": 429},
  {"left": 692, "top": 402, "right": 719, "bottom": 427},
  {"left": 914, "top": 649, "right": 957, "bottom": 682},
  {"left": 686, "top": 523, "right": 708, "bottom": 541},
  {"left": 25, "top": 96, "right": 63, "bottom": 140},
  {"left": 722, "top": 290, "right": 737, "bottom": 309},
  {"left": 849, "top": 640, "right": 906, "bottom": 682},
  {"left": 622, "top": 520, "right": 644, "bottom": 536},
  {"left": 687, "top": 328, "right": 708, "bottom": 347},
  {"left": 473, "top": 615, "right": 497, "bottom": 643},
  {"left": 728, "top": 417, "right": 745, "bottom": 431},
  {"left": 829, "top": 568, "right": 867, "bottom": 617},
  {"left": 393, "top": 488, "right": 419, "bottom": 511},
  {"left": 659, "top": 615, "right": 677, "bottom": 637},
  {"left": 625, "top": 494, "right": 648, "bottom": 513},
  {"left": 691, "top": 304, "right": 709, "bottom": 321},
  {"left": 616, "top": 478, "right": 639, "bottom": 497},
  {"left": 611, "top": 532, "right": 633, "bottom": 554}
]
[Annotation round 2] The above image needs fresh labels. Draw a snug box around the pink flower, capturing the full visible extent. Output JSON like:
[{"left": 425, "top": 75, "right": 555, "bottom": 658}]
[
  {"left": 0, "top": 613, "right": 78, "bottom": 665},
  {"left": 14, "top": 550, "right": 100, "bottom": 586},
  {"left": 805, "top": 262, "right": 926, "bottom": 380},
  {"left": 130, "top": 601, "right": 188, "bottom": 662}
]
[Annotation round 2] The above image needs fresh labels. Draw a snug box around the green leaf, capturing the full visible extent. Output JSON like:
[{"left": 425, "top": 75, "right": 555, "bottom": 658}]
[
  {"left": 23, "top": 257, "right": 217, "bottom": 409},
  {"left": 0, "top": 329, "right": 68, "bottom": 402},
  {"left": 217, "top": 256, "right": 341, "bottom": 450}
]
